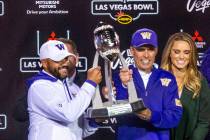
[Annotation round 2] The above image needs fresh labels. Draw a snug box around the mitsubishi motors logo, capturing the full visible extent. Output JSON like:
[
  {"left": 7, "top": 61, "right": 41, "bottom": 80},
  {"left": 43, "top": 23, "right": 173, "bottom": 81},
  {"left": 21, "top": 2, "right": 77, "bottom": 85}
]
[
  {"left": 192, "top": 30, "right": 206, "bottom": 48},
  {"left": 191, "top": 30, "right": 207, "bottom": 66}
]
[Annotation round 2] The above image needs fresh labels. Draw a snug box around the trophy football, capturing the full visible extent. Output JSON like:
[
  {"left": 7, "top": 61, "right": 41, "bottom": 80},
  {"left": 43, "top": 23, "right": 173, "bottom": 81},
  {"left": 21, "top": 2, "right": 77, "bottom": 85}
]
[{"left": 87, "top": 21, "right": 145, "bottom": 118}]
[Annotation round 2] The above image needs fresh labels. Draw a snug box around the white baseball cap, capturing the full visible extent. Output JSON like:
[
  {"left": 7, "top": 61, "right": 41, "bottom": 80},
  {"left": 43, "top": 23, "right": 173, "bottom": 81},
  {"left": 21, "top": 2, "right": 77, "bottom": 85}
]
[{"left": 39, "top": 40, "right": 71, "bottom": 62}]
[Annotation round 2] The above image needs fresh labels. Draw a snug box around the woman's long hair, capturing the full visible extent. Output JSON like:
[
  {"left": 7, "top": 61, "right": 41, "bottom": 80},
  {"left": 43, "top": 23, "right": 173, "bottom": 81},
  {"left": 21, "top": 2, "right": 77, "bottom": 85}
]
[{"left": 161, "top": 32, "right": 201, "bottom": 98}]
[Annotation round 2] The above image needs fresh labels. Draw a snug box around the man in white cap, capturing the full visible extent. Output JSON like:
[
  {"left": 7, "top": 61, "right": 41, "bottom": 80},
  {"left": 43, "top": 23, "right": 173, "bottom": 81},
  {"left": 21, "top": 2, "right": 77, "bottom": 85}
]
[
  {"left": 113, "top": 28, "right": 183, "bottom": 140},
  {"left": 27, "top": 40, "right": 102, "bottom": 140}
]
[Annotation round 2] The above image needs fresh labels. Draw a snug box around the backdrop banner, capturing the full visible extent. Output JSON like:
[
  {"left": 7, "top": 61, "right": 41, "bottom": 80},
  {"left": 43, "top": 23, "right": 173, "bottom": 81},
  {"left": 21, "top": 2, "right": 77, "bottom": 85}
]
[{"left": 0, "top": 0, "right": 209, "bottom": 140}]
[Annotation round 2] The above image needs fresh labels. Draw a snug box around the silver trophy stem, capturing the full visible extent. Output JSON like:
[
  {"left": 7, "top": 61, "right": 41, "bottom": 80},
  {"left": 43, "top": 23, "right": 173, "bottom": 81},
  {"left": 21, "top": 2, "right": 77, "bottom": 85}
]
[
  {"left": 104, "top": 60, "right": 116, "bottom": 105},
  {"left": 92, "top": 51, "right": 103, "bottom": 109},
  {"left": 87, "top": 50, "right": 145, "bottom": 118},
  {"left": 118, "top": 54, "right": 139, "bottom": 102}
]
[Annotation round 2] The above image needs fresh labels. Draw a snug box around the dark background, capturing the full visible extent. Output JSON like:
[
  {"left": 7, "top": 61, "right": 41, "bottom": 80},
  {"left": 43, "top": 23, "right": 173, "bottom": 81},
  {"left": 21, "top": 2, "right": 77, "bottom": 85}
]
[{"left": 0, "top": 0, "right": 210, "bottom": 139}]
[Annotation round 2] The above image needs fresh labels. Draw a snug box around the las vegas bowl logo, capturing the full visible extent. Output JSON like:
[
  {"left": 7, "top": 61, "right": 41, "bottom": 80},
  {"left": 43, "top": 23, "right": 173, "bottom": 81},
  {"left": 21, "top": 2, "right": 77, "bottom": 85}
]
[
  {"left": 91, "top": 0, "right": 159, "bottom": 24},
  {"left": 20, "top": 31, "right": 88, "bottom": 73}
]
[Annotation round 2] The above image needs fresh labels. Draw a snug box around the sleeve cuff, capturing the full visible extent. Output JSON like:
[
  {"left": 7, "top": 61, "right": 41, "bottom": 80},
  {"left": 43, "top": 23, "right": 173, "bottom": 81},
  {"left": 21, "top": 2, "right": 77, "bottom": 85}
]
[
  {"left": 86, "top": 80, "right": 97, "bottom": 88},
  {"left": 150, "top": 110, "right": 161, "bottom": 125},
  {"left": 122, "top": 83, "right": 128, "bottom": 88},
  {"left": 81, "top": 81, "right": 97, "bottom": 96}
]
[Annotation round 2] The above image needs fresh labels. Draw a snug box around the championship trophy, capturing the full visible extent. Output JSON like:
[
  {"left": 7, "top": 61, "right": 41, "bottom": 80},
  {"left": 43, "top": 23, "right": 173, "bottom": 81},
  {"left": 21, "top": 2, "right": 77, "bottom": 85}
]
[{"left": 87, "top": 21, "right": 145, "bottom": 118}]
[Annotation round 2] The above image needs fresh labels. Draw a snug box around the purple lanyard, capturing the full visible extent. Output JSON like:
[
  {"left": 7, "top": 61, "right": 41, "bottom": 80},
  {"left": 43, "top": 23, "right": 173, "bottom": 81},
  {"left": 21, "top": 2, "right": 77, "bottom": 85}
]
[{"left": 63, "top": 79, "right": 72, "bottom": 100}]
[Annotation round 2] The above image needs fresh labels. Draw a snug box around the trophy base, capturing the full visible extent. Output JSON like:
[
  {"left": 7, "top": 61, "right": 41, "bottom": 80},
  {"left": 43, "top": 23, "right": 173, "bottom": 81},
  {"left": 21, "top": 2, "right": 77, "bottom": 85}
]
[{"left": 87, "top": 99, "right": 145, "bottom": 118}]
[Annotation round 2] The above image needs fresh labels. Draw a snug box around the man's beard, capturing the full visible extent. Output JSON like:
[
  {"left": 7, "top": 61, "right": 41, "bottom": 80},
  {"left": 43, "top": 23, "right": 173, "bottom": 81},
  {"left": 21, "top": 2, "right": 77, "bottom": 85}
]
[
  {"left": 48, "top": 65, "right": 69, "bottom": 80},
  {"left": 47, "top": 61, "right": 76, "bottom": 80}
]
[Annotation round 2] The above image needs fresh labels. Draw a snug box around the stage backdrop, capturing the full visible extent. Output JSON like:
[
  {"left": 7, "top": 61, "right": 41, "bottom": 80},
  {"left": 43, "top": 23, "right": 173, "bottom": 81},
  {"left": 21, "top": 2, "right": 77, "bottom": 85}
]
[{"left": 0, "top": 0, "right": 210, "bottom": 140}]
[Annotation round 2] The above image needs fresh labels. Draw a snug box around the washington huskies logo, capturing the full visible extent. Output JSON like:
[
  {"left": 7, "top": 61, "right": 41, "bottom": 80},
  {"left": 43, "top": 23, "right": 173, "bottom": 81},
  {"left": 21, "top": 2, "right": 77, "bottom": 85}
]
[
  {"left": 160, "top": 78, "right": 171, "bottom": 87},
  {"left": 175, "top": 99, "right": 182, "bottom": 107},
  {"left": 55, "top": 44, "right": 65, "bottom": 50},
  {"left": 140, "top": 32, "right": 152, "bottom": 39}
]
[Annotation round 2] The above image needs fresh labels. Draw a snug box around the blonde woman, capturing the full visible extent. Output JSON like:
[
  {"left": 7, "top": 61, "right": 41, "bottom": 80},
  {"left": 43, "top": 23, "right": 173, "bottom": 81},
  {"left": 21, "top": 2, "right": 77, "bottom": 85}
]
[{"left": 161, "top": 32, "right": 210, "bottom": 140}]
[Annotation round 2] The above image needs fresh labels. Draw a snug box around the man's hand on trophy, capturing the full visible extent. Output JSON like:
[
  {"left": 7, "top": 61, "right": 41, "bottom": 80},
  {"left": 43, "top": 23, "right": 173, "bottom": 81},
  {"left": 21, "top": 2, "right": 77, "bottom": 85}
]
[
  {"left": 101, "top": 83, "right": 116, "bottom": 99},
  {"left": 135, "top": 108, "right": 151, "bottom": 121},
  {"left": 119, "top": 68, "right": 133, "bottom": 86},
  {"left": 87, "top": 66, "right": 102, "bottom": 84}
]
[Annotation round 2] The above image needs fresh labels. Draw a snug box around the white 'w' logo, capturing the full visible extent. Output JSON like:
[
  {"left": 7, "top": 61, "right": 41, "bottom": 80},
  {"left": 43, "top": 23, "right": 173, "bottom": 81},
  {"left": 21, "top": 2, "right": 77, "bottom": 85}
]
[{"left": 140, "top": 32, "right": 152, "bottom": 39}]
